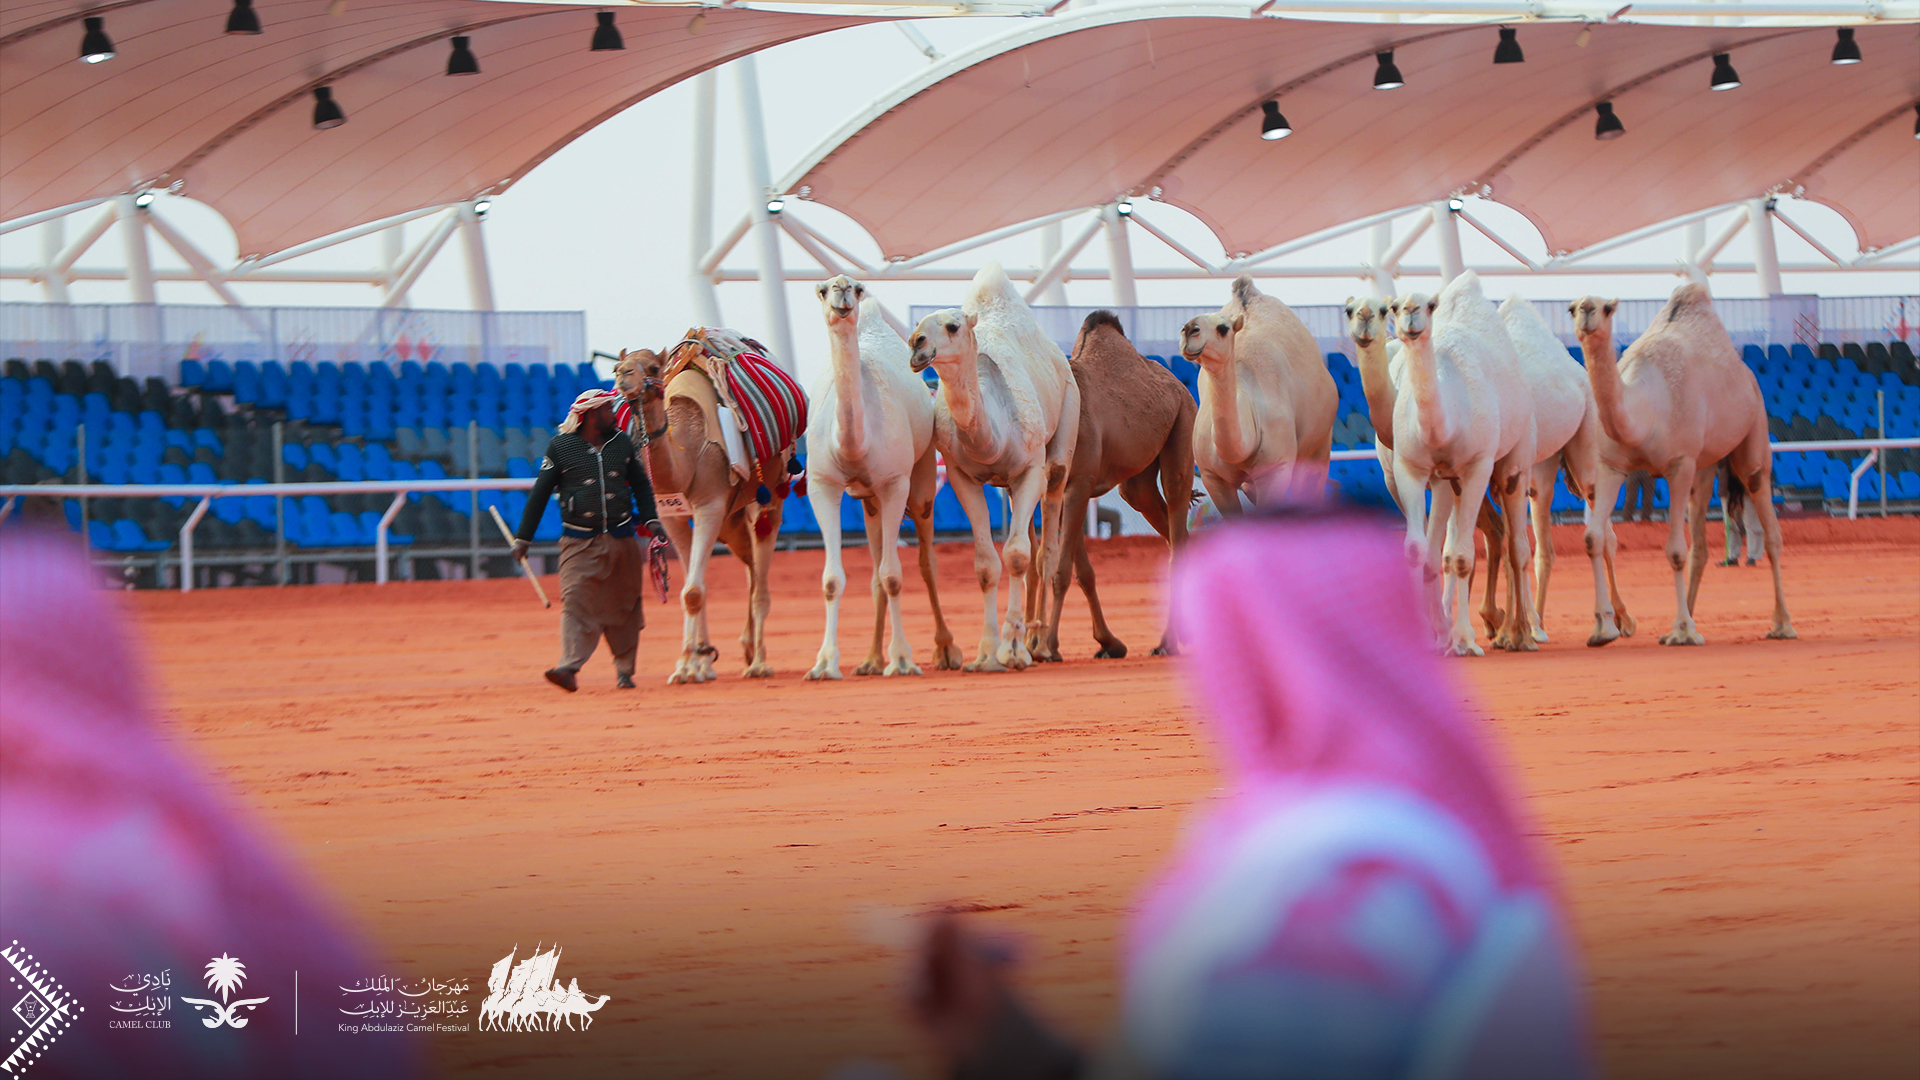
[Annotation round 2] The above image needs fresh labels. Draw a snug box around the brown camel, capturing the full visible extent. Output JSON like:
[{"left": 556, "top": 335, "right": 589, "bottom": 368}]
[
  {"left": 1570, "top": 285, "right": 1793, "bottom": 645},
  {"left": 1026, "top": 311, "right": 1196, "bottom": 662},
  {"left": 614, "top": 345, "right": 793, "bottom": 683},
  {"left": 1345, "top": 296, "right": 1512, "bottom": 638}
]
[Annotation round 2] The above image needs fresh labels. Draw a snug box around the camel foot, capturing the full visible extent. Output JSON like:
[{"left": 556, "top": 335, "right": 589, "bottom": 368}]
[
  {"left": 1767, "top": 622, "right": 1798, "bottom": 640},
  {"left": 963, "top": 654, "right": 1009, "bottom": 673},
  {"left": 1031, "top": 648, "right": 1062, "bottom": 664},
  {"left": 933, "top": 644, "right": 964, "bottom": 671},
  {"left": 1532, "top": 627, "right": 1550, "bottom": 644},
  {"left": 1479, "top": 607, "right": 1507, "bottom": 637},
  {"left": 853, "top": 657, "right": 885, "bottom": 676},
  {"left": 883, "top": 657, "right": 923, "bottom": 676},
  {"left": 1658, "top": 624, "right": 1706, "bottom": 646},
  {"left": 1587, "top": 618, "right": 1621, "bottom": 648},
  {"left": 1617, "top": 612, "right": 1638, "bottom": 638},
  {"left": 1094, "top": 641, "right": 1128, "bottom": 659},
  {"left": 995, "top": 639, "right": 1032, "bottom": 670},
  {"left": 1445, "top": 637, "right": 1485, "bottom": 658},
  {"left": 804, "top": 660, "right": 842, "bottom": 681},
  {"left": 743, "top": 661, "right": 775, "bottom": 679}
]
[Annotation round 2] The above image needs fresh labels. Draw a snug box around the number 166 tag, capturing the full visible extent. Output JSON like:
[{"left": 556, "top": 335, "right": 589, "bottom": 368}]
[{"left": 655, "top": 492, "right": 694, "bottom": 518}]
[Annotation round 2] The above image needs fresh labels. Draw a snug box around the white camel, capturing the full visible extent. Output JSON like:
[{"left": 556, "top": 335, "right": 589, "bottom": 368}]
[
  {"left": 1497, "top": 294, "right": 1627, "bottom": 647},
  {"left": 1181, "top": 276, "right": 1337, "bottom": 509},
  {"left": 1389, "top": 272, "right": 1537, "bottom": 656},
  {"left": 803, "top": 275, "right": 961, "bottom": 680},
  {"left": 908, "top": 263, "right": 1079, "bottom": 672},
  {"left": 556, "top": 980, "right": 609, "bottom": 1031}
]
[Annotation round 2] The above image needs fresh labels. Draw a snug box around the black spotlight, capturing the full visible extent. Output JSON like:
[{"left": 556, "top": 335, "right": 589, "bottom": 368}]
[
  {"left": 1260, "top": 100, "right": 1292, "bottom": 140},
  {"left": 79, "top": 16, "right": 115, "bottom": 63},
  {"left": 226, "top": 0, "right": 262, "bottom": 35},
  {"left": 1830, "top": 27, "right": 1862, "bottom": 65},
  {"left": 1373, "top": 51, "right": 1404, "bottom": 90},
  {"left": 1594, "top": 101, "right": 1625, "bottom": 141},
  {"left": 590, "top": 11, "right": 624, "bottom": 51},
  {"left": 447, "top": 35, "right": 479, "bottom": 75},
  {"left": 312, "top": 86, "right": 346, "bottom": 130},
  {"left": 1709, "top": 53, "right": 1741, "bottom": 91},
  {"left": 1494, "top": 27, "right": 1524, "bottom": 64}
]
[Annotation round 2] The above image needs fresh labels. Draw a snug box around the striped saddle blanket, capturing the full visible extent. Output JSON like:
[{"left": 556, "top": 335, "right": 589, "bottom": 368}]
[{"left": 659, "top": 328, "right": 808, "bottom": 478}]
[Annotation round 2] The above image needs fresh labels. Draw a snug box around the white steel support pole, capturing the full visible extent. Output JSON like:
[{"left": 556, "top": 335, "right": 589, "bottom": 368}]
[
  {"left": 1748, "top": 197, "right": 1783, "bottom": 297},
  {"left": 39, "top": 218, "right": 71, "bottom": 304},
  {"left": 734, "top": 57, "right": 796, "bottom": 371},
  {"left": 688, "top": 71, "right": 723, "bottom": 326},
  {"left": 1368, "top": 220, "right": 1395, "bottom": 297},
  {"left": 1432, "top": 201, "right": 1464, "bottom": 285},
  {"left": 457, "top": 205, "right": 496, "bottom": 312},
  {"left": 178, "top": 495, "right": 211, "bottom": 592},
  {"left": 117, "top": 195, "right": 156, "bottom": 305},
  {"left": 382, "top": 224, "right": 404, "bottom": 290},
  {"left": 375, "top": 491, "right": 407, "bottom": 584},
  {"left": 1683, "top": 220, "right": 1708, "bottom": 283},
  {"left": 1103, "top": 205, "right": 1137, "bottom": 308},
  {"left": 1037, "top": 220, "right": 1068, "bottom": 305}
]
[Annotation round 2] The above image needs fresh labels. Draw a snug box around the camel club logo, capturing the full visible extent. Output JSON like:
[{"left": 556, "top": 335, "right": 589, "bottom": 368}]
[
  {"left": 3, "top": 941, "right": 81, "bottom": 1076},
  {"left": 180, "top": 954, "right": 269, "bottom": 1030},
  {"left": 476, "top": 946, "right": 608, "bottom": 1032}
]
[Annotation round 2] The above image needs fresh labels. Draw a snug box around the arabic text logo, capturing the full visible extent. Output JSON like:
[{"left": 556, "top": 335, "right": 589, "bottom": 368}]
[
  {"left": 180, "top": 953, "right": 269, "bottom": 1030},
  {"left": 477, "top": 945, "right": 609, "bottom": 1032},
  {"left": 2, "top": 941, "right": 81, "bottom": 1076}
]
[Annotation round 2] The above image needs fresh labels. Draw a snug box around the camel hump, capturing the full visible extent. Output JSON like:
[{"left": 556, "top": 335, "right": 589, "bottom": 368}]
[
  {"left": 1079, "top": 310, "right": 1126, "bottom": 339},
  {"left": 966, "top": 261, "right": 1022, "bottom": 314},
  {"left": 1661, "top": 282, "right": 1713, "bottom": 323},
  {"left": 1231, "top": 275, "right": 1263, "bottom": 311}
]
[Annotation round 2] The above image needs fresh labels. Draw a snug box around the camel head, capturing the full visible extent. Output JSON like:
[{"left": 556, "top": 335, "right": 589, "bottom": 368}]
[
  {"left": 815, "top": 275, "right": 865, "bottom": 327},
  {"left": 1180, "top": 311, "right": 1244, "bottom": 367},
  {"left": 1389, "top": 293, "right": 1438, "bottom": 345},
  {"left": 612, "top": 348, "right": 666, "bottom": 406},
  {"left": 1344, "top": 296, "right": 1392, "bottom": 348},
  {"left": 1568, "top": 296, "right": 1618, "bottom": 339},
  {"left": 908, "top": 309, "right": 978, "bottom": 374}
]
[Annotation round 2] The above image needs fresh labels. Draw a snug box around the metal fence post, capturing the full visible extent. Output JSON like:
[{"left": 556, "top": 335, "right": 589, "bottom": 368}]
[
  {"left": 76, "top": 423, "right": 88, "bottom": 555},
  {"left": 273, "top": 421, "right": 288, "bottom": 584},
  {"left": 468, "top": 419, "right": 480, "bottom": 579},
  {"left": 178, "top": 495, "right": 211, "bottom": 592},
  {"left": 375, "top": 492, "right": 406, "bottom": 584},
  {"left": 1879, "top": 390, "right": 1887, "bottom": 517}
]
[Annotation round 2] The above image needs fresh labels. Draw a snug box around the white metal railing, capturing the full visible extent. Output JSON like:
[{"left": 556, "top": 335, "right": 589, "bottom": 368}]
[{"left": 1, "top": 436, "right": 1913, "bottom": 591}]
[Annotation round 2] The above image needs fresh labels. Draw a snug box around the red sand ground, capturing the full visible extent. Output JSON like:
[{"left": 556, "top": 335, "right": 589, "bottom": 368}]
[{"left": 127, "top": 517, "right": 1919, "bottom": 1079}]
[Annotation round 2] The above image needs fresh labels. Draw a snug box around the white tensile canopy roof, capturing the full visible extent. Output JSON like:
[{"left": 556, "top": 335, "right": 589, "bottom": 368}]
[
  {"left": 0, "top": 0, "right": 871, "bottom": 257},
  {"left": 783, "top": 4, "right": 1920, "bottom": 261}
]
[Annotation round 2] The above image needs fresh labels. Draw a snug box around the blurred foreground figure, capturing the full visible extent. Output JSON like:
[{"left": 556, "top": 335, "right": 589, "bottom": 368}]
[
  {"left": 0, "top": 528, "right": 420, "bottom": 1079},
  {"left": 911, "top": 507, "right": 1596, "bottom": 1080}
]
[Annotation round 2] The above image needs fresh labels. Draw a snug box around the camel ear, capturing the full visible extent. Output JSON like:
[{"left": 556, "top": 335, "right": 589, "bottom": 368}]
[
  {"left": 1603, "top": 300, "right": 1618, "bottom": 316},
  {"left": 964, "top": 312, "right": 979, "bottom": 330},
  {"left": 1231, "top": 314, "right": 1246, "bottom": 333}
]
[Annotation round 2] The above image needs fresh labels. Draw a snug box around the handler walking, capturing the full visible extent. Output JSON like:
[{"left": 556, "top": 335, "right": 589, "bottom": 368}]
[{"left": 512, "top": 389, "right": 665, "bottom": 692}]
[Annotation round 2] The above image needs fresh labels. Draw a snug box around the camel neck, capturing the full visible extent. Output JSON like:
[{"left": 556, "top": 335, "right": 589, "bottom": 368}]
[
  {"left": 1354, "top": 340, "right": 1396, "bottom": 452},
  {"left": 827, "top": 320, "right": 866, "bottom": 460},
  {"left": 1201, "top": 352, "right": 1256, "bottom": 465},
  {"left": 939, "top": 350, "right": 988, "bottom": 449},
  {"left": 639, "top": 395, "right": 690, "bottom": 493},
  {"left": 1399, "top": 336, "right": 1451, "bottom": 448},
  {"left": 1580, "top": 327, "right": 1644, "bottom": 447}
]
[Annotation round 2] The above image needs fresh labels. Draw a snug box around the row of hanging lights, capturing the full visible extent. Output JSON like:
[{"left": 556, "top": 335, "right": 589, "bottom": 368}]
[
  {"left": 77, "top": 6, "right": 629, "bottom": 130},
  {"left": 1259, "top": 26, "right": 1879, "bottom": 143}
]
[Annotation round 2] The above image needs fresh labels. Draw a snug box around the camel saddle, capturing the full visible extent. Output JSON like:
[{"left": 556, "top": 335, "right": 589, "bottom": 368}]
[{"left": 661, "top": 328, "right": 808, "bottom": 481}]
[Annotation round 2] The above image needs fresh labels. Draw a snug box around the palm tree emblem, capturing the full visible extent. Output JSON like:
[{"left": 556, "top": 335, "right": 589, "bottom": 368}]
[{"left": 182, "top": 953, "right": 269, "bottom": 1029}]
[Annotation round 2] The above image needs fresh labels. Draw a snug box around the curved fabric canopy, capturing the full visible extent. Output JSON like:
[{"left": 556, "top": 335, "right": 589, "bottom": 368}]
[
  {"left": 785, "top": 4, "right": 1920, "bottom": 259},
  {"left": 1, "top": 0, "right": 870, "bottom": 256}
]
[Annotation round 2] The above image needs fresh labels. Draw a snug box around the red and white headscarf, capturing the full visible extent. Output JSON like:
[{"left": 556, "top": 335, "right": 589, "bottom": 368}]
[{"left": 557, "top": 388, "right": 622, "bottom": 434}]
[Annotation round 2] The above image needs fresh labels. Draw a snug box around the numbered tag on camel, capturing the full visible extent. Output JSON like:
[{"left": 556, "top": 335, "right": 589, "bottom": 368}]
[{"left": 654, "top": 492, "right": 694, "bottom": 518}]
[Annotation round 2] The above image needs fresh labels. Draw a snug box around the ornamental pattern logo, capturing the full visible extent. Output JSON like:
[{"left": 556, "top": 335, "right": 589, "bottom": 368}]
[
  {"left": 180, "top": 954, "right": 270, "bottom": 1030},
  {"left": 3, "top": 940, "right": 81, "bottom": 1076},
  {"left": 476, "top": 946, "right": 609, "bottom": 1032}
]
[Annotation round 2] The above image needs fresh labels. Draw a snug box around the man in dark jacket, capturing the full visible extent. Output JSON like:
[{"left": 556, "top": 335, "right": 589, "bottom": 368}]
[{"left": 512, "top": 389, "right": 664, "bottom": 691}]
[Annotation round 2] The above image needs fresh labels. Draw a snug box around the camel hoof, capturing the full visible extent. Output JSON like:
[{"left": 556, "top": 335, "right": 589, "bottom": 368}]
[
  {"left": 743, "top": 662, "right": 775, "bottom": 678},
  {"left": 1587, "top": 621, "right": 1621, "bottom": 648},
  {"left": 668, "top": 669, "right": 695, "bottom": 685},
  {"left": 934, "top": 645, "right": 964, "bottom": 671},
  {"left": 853, "top": 659, "right": 884, "bottom": 676},
  {"left": 1617, "top": 613, "right": 1638, "bottom": 637},
  {"left": 1658, "top": 626, "right": 1706, "bottom": 646},
  {"left": 804, "top": 663, "right": 842, "bottom": 681},
  {"left": 883, "top": 659, "right": 923, "bottom": 676},
  {"left": 964, "top": 655, "right": 1009, "bottom": 673},
  {"left": 1480, "top": 608, "right": 1507, "bottom": 636},
  {"left": 1094, "top": 642, "right": 1128, "bottom": 659},
  {"left": 1445, "top": 639, "right": 1485, "bottom": 658},
  {"left": 1532, "top": 628, "right": 1550, "bottom": 644},
  {"left": 1767, "top": 623, "right": 1798, "bottom": 640}
]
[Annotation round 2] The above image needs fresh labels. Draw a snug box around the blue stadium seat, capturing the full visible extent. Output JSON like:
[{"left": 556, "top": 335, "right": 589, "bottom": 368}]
[
  {"left": 203, "top": 360, "right": 234, "bottom": 394},
  {"left": 1789, "top": 343, "right": 1816, "bottom": 366},
  {"left": 179, "top": 359, "right": 206, "bottom": 388},
  {"left": 187, "top": 463, "right": 217, "bottom": 485},
  {"left": 1741, "top": 344, "right": 1764, "bottom": 369}
]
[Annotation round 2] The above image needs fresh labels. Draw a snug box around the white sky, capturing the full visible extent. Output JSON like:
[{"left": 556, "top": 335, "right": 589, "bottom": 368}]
[{"left": 3, "top": 13, "right": 1915, "bottom": 390}]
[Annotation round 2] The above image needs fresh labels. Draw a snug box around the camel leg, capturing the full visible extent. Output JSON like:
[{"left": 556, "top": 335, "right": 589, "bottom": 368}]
[
  {"left": 998, "top": 467, "right": 1049, "bottom": 670},
  {"left": 717, "top": 518, "right": 756, "bottom": 668},
  {"left": 854, "top": 498, "right": 890, "bottom": 676},
  {"left": 946, "top": 471, "right": 1007, "bottom": 672},
  {"left": 1443, "top": 465, "right": 1494, "bottom": 657},
  {"left": 741, "top": 500, "right": 781, "bottom": 677},
  {"left": 1739, "top": 455, "right": 1796, "bottom": 639},
  {"left": 1153, "top": 429, "right": 1193, "bottom": 654},
  {"left": 1684, "top": 467, "right": 1716, "bottom": 618},
  {"left": 908, "top": 450, "right": 962, "bottom": 669},
  {"left": 664, "top": 504, "right": 723, "bottom": 684},
  {"left": 1492, "top": 468, "right": 1538, "bottom": 652},
  {"left": 1390, "top": 458, "right": 1445, "bottom": 642},
  {"left": 1475, "top": 502, "right": 1506, "bottom": 638},
  {"left": 1023, "top": 518, "right": 1049, "bottom": 659},
  {"left": 870, "top": 477, "right": 920, "bottom": 676},
  {"left": 1118, "top": 468, "right": 1174, "bottom": 654},
  {"left": 1528, "top": 457, "right": 1558, "bottom": 642},
  {"left": 1584, "top": 466, "right": 1627, "bottom": 646},
  {"left": 1657, "top": 459, "right": 1706, "bottom": 645},
  {"left": 805, "top": 479, "right": 847, "bottom": 681},
  {"left": 1199, "top": 468, "right": 1242, "bottom": 520}
]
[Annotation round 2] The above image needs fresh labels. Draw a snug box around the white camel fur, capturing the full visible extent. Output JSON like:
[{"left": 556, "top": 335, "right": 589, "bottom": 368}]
[
  {"left": 1570, "top": 286, "right": 1794, "bottom": 644},
  {"left": 1388, "top": 271, "right": 1538, "bottom": 656},
  {"left": 1181, "top": 276, "right": 1337, "bottom": 509},
  {"left": 803, "top": 276, "right": 961, "bottom": 680},
  {"left": 908, "top": 263, "right": 1080, "bottom": 672},
  {"left": 1497, "top": 294, "right": 1632, "bottom": 647}
]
